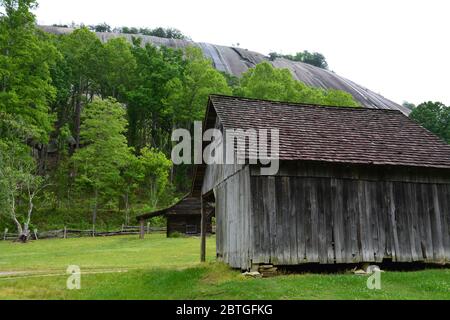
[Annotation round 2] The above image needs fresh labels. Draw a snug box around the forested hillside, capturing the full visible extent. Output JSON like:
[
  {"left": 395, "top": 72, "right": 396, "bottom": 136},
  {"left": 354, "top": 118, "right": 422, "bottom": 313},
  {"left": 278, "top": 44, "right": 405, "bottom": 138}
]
[{"left": 9, "top": 0, "right": 450, "bottom": 242}]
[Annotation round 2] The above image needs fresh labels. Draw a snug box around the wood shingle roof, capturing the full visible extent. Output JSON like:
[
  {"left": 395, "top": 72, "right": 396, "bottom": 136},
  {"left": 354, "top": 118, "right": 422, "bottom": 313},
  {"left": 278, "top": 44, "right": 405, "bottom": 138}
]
[{"left": 209, "top": 95, "right": 450, "bottom": 169}]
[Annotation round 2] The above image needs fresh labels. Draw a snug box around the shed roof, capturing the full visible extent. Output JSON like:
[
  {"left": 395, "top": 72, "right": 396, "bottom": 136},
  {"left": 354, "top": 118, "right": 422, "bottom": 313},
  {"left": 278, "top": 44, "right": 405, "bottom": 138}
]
[
  {"left": 208, "top": 95, "right": 450, "bottom": 169},
  {"left": 136, "top": 195, "right": 212, "bottom": 221}
]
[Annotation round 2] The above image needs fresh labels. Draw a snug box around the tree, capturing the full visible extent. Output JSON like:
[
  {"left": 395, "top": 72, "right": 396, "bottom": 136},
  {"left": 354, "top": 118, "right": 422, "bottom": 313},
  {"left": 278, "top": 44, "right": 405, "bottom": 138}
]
[
  {"left": 293, "top": 51, "right": 328, "bottom": 69},
  {"left": 144, "top": 27, "right": 188, "bottom": 40},
  {"left": 268, "top": 50, "right": 328, "bottom": 69},
  {"left": 322, "top": 89, "right": 360, "bottom": 107},
  {"left": 162, "top": 47, "right": 232, "bottom": 192},
  {"left": 126, "top": 41, "right": 185, "bottom": 150},
  {"left": 119, "top": 151, "right": 144, "bottom": 225},
  {"left": 119, "top": 26, "right": 189, "bottom": 40},
  {"left": 0, "top": 0, "right": 56, "bottom": 240},
  {"left": 71, "top": 98, "right": 132, "bottom": 230},
  {"left": 236, "top": 62, "right": 303, "bottom": 102},
  {"left": 120, "top": 26, "right": 139, "bottom": 34},
  {"left": 0, "top": 0, "right": 58, "bottom": 143},
  {"left": 91, "top": 23, "right": 111, "bottom": 33},
  {"left": 409, "top": 101, "right": 450, "bottom": 144},
  {"left": 57, "top": 27, "right": 104, "bottom": 148},
  {"left": 138, "top": 147, "right": 172, "bottom": 208},
  {"left": 101, "top": 37, "right": 136, "bottom": 100},
  {"left": 235, "top": 62, "right": 358, "bottom": 107},
  {"left": 0, "top": 139, "right": 48, "bottom": 242},
  {"left": 164, "top": 46, "right": 232, "bottom": 127}
]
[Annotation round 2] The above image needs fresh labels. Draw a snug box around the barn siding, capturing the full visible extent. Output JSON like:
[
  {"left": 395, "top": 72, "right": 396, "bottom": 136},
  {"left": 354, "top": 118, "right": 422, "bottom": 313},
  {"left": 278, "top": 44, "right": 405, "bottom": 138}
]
[
  {"left": 249, "top": 175, "right": 450, "bottom": 267},
  {"left": 214, "top": 166, "right": 253, "bottom": 269},
  {"left": 207, "top": 160, "right": 450, "bottom": 270},
  {"left": 201, "top": 115, "right": 244, "bottom": 196},
  {"left": 202, "top": 162, "right": 244, "bottom": 195}
]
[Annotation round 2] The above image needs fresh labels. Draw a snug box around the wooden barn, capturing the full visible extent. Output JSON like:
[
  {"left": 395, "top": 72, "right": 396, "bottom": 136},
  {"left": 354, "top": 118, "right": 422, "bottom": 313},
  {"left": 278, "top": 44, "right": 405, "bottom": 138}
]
[
  {"left": 136, "top": 196, "right": 213, "bottom": 237},
  {"left": 193, "top": 95, "right": 450, "bottom": 270}
]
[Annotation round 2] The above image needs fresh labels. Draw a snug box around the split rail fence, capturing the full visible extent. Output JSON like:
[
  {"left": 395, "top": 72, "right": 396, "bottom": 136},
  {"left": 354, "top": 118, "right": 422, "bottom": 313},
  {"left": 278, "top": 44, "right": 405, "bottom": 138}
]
[{"left": 1, "top": 224, "right": 166, "bottom": 241}]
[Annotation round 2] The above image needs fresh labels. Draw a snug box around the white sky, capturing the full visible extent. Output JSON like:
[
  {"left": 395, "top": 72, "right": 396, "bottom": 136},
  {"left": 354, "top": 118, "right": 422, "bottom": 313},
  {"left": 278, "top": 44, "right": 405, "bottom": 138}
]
[{"left": 34, "top": 0, "right": 450, "bottom": 106}]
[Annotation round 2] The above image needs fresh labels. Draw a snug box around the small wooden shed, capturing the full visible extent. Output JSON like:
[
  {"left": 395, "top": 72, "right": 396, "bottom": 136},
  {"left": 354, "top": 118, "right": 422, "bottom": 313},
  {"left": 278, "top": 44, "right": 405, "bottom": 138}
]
[
  {"left": 194, "top": 95, "right": 450, "bottom": 270},
  {"left": 136, "top": 196, "right": 213, "bottom": 237}
]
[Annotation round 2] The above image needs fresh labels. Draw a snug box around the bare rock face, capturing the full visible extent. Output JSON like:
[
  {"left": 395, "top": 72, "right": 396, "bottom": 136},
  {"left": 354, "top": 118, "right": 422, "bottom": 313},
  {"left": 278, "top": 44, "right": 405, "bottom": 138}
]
[{"left": 40, "top": 26, "right": 410, "bottom": 115}]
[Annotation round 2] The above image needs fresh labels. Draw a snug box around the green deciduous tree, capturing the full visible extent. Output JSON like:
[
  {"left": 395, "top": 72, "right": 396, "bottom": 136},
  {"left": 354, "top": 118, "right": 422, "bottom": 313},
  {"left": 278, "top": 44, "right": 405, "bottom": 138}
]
[
  {"left": 322, "top": 89, "right": 360, "bottom": 107},
  {"left": 162, "top": 47, "right": 232, "bottom": 193},
  {"left": 235, "top": 62, "right": 358, "bottom": 107},
  {"left": 57, "top": 27, "right": 103, "bottom": 148},
  {"left": 164, "top": 46, "right": 232, "bottom": 127},
  {"left": 138, "top": 147, "right": 172, "bottom": 208},
  {"left": 126, "top": 41, "right": 184, "bottom": 150},
  {"left": 0, "top": 0, "right": 58, "bottom": 142},
  {"left": 91, "top": 22, "right": 111, "bottom": 33},
  {"left": 119, "top": 151, "right": 144, "bottom": 225},
  {"left": 101, "top": 37, "right": 136, "bottom": 100},
  {"left": 0, "top": 0, "right": 55, "bottom": 240},
  {"left": 269, "top": 50, "right": 328, "bottom": 69},
  {"left": 0, "top": 138, "right": 49, "bottom": 241},
  {"left": 410, "top": 101, "right": 450, "bottom": 144},
  {"left": 292, "top": 51, "right": 328, "bottom": 69},
  {"left": 120, "top": 26, "right": 189, "bottom": 40},
  {"left": 71, "top": 98, "right": 132, "bottom": 230}
]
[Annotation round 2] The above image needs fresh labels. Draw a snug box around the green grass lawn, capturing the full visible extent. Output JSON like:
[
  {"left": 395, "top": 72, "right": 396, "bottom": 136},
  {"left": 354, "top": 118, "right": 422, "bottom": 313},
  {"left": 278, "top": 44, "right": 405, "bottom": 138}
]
[{"left": 0, "top": 234, "right": 449, "bottom": 300}]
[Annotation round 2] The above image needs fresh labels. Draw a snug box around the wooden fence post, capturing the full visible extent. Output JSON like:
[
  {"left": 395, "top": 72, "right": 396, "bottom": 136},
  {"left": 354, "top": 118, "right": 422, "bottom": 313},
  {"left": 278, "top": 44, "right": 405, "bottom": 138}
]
[
  {"left": 63, "top": 226, "right": 67, "bottom": 239},
  {"left": 121, "top": 224, "right": 124, "bottom": 232},
  {"left": 33, "top": 229, "right": 38, "bottom": 240},
  {"left": 147, "top": 222, "right": 150, "bottom": 234},
  {"left": 200, "top": 196, "right": 206, "bottom": 262},
  {"left": 3, "top": 228, "right": 8, "bottom": 240},
  {"left": 139, "top": 219, "right": 145, "bottom": 239},
  {"left": 92, "top": 225, "right": 95, "bottom": 237}
]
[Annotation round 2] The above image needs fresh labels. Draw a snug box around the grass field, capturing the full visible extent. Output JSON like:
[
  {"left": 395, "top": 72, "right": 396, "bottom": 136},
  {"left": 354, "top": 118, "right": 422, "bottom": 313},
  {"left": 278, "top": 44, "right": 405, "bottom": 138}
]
[{"left": 0, "top": 234, "right": 449, "bottom": 300}]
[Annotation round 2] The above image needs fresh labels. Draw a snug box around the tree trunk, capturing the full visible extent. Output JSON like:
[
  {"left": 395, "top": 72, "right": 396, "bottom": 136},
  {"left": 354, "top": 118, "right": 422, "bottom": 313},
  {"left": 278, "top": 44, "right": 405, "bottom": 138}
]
[
  {"left": 92, "top": 189, "right": 98, "bottom": 235},
  {"left": 74, "top": 93, "right": 82, "bottom": 149},
  {"left": 17, "top": 185, "right": 37, "bottom": 243},
  {"left": 21, "top": 192, "right": 35, "bottom": 242},
  {"left": 18, "top": 224, "right": 30, "bottom": 243},
  {"left": 124, "top": 193, "right": 130, "bottom": 226},
  {"left": 10, "top": 193, "right": 25, "bottom": 242}
]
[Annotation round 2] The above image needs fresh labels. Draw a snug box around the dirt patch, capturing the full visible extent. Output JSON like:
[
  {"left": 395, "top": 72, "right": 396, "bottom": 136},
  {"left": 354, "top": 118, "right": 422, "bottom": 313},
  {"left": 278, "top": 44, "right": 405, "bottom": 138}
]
[{"left": 0, "top": 271, "right": 28, "bottom": 277}]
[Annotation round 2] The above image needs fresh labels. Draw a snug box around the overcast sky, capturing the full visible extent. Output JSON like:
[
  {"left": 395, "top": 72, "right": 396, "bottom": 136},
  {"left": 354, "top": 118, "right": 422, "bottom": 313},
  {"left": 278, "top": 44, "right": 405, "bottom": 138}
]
[{"left": 34, "top": 0, "right": 450, "bottom": 106}]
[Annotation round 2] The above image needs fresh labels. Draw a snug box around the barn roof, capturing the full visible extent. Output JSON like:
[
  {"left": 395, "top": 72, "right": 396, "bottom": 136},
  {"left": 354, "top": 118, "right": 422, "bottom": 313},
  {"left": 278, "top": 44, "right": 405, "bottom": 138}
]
[
  {"left": 136, "top": 195, "right": 213, "bottom": 221},
  {"left": 208, "top": 95, "right": 450, "bottom": 169}
]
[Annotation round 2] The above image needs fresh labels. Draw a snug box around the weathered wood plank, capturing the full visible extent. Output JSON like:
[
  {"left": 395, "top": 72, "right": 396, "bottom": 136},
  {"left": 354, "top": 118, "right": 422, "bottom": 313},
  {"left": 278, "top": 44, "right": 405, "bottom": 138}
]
[
  {"left": 388, "top": 182, "right": 400, "bottom": 262},
  {"left": 309, "top": 178, "right": 319, "bottom": 263},
  {"left": 372, "top": 181, "right": 385, "bottom": 262},
  {"left": 438, "top": 184, "right": 450, "bottom": 261},
  {"left": 432, "top": 185, "right": 445, "bottom": 262},
  {"left": 316, "top": 179, "right": 327, "bottom": 264},
  {"left": 322, "top": 179, "right": 335, "bottom": 263},
  {"left": 263, "top": 177, "right": 276, "bottom": 264},
  {"left": 296, "top": 178, "right": 307, "bottom": 262},
  {"left": 331, "top": 178, "right": 345, "bottom": 263},
  {"left": 408, "top": 183, "right": 422, "bottom": 261},
  {"left": 357, "top": 181, "right": 369, "bottom": 261}
]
